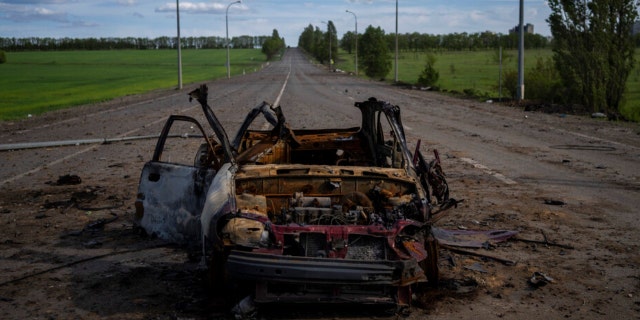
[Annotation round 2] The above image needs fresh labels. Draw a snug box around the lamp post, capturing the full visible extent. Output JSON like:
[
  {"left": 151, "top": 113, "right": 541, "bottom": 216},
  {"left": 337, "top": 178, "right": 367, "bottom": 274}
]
[
  {"left": 346, "top": 10, "right": 358, "bottom": 76},
  {"left": 176, "top": 0, "right": 182, "bottom": 89},
  {"left": 517, "top": 0, "right": 525, "bottom": 100},
  {"left": 394, "top": 0, "right": 398, "bottom": 83},
  {"left": 226, "top": 0, "right": 241, "bottom": 79}
]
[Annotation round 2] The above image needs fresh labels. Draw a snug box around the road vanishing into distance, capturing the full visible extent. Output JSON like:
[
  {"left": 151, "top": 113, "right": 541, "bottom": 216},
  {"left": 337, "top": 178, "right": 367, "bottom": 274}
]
[{"left": 1, "top": 48, "right": 639, "bottom": 319}]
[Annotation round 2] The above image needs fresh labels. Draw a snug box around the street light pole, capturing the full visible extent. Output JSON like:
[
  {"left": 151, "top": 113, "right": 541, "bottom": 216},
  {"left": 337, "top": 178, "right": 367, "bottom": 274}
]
[
  {"left": 346, "top": 10, "right": 358, "bottom": 76},
  {"left": 517, "top": 0, "right": 525, "bottom": 100},
  {"left": 394, "top": 0, "right": 399, "bottom": 83},
  {"left": 226, "top": 0, "right": 241, "bottom": 79},
  {"left": 176, "top": 0, "right": 182, "bottom": 89}
]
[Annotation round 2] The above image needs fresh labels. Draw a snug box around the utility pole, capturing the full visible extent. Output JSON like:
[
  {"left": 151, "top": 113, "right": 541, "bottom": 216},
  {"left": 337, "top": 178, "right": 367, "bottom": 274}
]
[
  {"left": 176, "top": 0, "right": 182, "bottom": 89},
  {"left": 517, "top": 0, "right": 525, "bottom": 100},
  {"left": 346, "top": 10, "right": 358, "bottom": 76},
  {"left": 394, "top": 0, "right": 399, "bottom": 83},
  {"left": 226, "top": 1, "right": 241, "bottom": 79}
]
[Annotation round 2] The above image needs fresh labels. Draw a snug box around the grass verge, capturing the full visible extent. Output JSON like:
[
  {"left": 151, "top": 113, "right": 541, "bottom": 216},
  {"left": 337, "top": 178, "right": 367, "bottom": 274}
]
[
  {"left": 0, "top": 49, "right": 267, "bottom": 120},
  {"left": 335, "top": 49, "right": 640, "bottom": 121}
]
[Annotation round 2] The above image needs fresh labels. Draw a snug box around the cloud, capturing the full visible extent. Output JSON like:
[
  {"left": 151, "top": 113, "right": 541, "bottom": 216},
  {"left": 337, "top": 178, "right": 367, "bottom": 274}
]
[
  {"left": 155, "top": 2, "right": 233, "bottom": 14},
  {"left": 65, "top": 20, "right": 99, "bottom": 28},
  {"left": 133, "top": 12, "right": 144, "bottom": 19},
  {"left": 0, "top": 3, "right": 69, "bottom": 23},
  {"left": 1, "top": 0, "right": 75, "bottom": 4},
  {"left": 115, "top": 0, "right": 137, "bottom": 6}
]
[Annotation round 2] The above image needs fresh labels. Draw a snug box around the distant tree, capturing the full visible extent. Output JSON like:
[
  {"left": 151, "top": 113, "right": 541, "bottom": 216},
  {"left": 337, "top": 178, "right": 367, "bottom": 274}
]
[
  {"left": 313, "top": 26, "right": 325, "bottom": 63},
  {"left": 298, "top": 24, "right": 315, "bottom": 53},
  {"left": 262, "top": 29, "right": 285, "bottom": 61},
  {"left": 0, "top": 50, "right": 6, "bottom": 64},
  {"left": 548, "top": 0, "right": 639, "bottom": 118},
  {"left": 340, "top": 31, "right": 356, "bottom": 54},
  {"left": 358, "top": 25, "right": 391, "bottom": 79},
  {"left": 417, "top": 54, "right": 439, "bottom": 87}
]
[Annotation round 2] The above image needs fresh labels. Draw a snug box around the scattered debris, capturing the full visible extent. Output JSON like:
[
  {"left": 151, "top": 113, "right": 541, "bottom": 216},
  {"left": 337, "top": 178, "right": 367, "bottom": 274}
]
[
  {"left": 550, "top": 145, "right": 615, "bottom": 151},
  {"left": 529, "top": 272, "right": 554, "bottom": 287},
  {"left": 439, "top": 278, "right": 479, "bottom": 295},
  {"left": 42, "top": 187, "right": 122, "bottom": 212},
  {"left": 591, "top": 112, "right": 607, "bottom": 118},
  {"left": 232, "top": 295, "right": 256, "bottom": 320},
  {"left": 447, "top": 255, "right": 457, "bottom": 267},
  {"left": 60, "top": 213, "right": 119, "bottom": 238},
  {"left": 440, "top": 244, "right": 517, "bottom": 266},
  {"left": 82, "top": 239, "right": 102, "bottom": 248},
  {"left": 544, "top": 199, "right": 565, "bottom": 206},
  {"left": 46, "top": 174, "right": 82, "bottom": 186},
  {"left": 432, "top": 227, "right": 518, "bottom": 248},
  {"left": 464, "top": 262, "right": 488, "bottom": 273},
  {"left": 85, "top": 214, "right": 119, "bottom": 231},
  {"left": 514, "top": 230, "right": 574, "bottom": 250}
]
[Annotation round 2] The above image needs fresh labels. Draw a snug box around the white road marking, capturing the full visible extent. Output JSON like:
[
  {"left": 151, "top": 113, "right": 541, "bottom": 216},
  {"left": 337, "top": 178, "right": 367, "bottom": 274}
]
[
  {"left": 260, "top": 59, "right": 292, "bottom": 131},
  {"left": 272, "top": 58, "right": 292, "bottom": 108},
  {"left": 459, "top": 157, "right": 517, "bottom": 185}
]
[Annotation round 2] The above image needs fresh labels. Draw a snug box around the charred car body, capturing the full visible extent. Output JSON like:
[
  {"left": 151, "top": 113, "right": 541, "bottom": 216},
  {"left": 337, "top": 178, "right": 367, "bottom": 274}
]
[{"left": 135, "top": 85, "right": 453, "bottom": 306}]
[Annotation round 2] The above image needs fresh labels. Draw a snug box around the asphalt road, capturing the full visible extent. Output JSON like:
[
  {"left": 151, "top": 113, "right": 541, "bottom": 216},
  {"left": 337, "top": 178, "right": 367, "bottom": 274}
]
[{"left": 1, "top": 47, "right": 639, "bottom": 319}]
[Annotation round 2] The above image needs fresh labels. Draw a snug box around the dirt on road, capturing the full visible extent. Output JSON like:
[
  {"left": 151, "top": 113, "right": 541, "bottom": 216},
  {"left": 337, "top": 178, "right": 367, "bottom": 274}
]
[{"left": 1, "top": 48, "right": 640, "bottom": 319}]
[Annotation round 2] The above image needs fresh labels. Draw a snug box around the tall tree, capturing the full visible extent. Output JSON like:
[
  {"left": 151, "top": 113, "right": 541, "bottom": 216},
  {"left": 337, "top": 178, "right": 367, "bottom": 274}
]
[
  {"left": 358, "top": 25, "right": 391, "bottom": 79},
  {"left": 547, "top": 0, "right": 639, "bottom": 118},
  {"left": 298, "top": 24, "right": 315, "bottom": 53},
  {"left": 262, "top": 29, "right": 285, "bottom": 61}
]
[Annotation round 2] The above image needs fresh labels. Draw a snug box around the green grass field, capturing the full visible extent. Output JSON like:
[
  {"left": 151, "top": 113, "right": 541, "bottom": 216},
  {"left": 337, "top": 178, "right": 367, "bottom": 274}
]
[
  {"left": 1, "top": 48, "right": 638, "bottom": 121},
  {"left": 336, "top": 49, "right": 640, "bottom": 121},
  {"left": 0, "top": 49, "right": 267, "bottom": 120}
]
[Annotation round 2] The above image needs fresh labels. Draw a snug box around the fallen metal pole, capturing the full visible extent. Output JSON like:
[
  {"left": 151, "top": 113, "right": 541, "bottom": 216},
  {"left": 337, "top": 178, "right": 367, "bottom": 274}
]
[
  {"left": 0, "top": 134, "right": 202, "bottom": 152},
  {"left": 440, "top": 244, "right": 517, "bottom": 266}
]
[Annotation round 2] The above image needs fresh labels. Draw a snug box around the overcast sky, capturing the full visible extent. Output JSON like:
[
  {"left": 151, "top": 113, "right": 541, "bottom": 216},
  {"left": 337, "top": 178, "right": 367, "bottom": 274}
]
[{"left": 0, "top": 0, "right": 553, "bottom": 46}]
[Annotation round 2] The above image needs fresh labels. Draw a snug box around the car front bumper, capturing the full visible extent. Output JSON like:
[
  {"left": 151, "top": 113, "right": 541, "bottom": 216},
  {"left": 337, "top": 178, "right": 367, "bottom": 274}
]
[{"left": 226, "top": 250, "right": 426, "bottom": 304}]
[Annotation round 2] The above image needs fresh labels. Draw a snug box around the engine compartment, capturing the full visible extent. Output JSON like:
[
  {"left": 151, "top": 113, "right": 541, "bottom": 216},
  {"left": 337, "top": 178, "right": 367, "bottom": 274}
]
[{"left": 233, "top": 164, "right": 428, "bottom": 226}]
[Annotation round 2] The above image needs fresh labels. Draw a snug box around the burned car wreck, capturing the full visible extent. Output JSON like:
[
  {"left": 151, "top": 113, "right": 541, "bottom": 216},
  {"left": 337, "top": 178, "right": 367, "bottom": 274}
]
[{"left": 135, "top": 85, "right": 455, "bottom": 307}]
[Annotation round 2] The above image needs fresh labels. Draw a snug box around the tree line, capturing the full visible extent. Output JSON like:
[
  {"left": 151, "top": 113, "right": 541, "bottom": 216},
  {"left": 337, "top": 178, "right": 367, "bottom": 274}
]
[
  {"left": 299, "top": 24, "right": 551, "bottom": 65},
  {"left": 341, "top": 30, "right": 550, "bottom": 53},
  {"left": 0, "top": 35, "right": 273, "bottom": 51}
]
